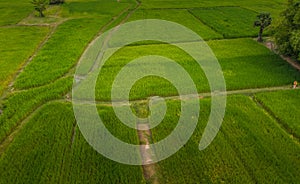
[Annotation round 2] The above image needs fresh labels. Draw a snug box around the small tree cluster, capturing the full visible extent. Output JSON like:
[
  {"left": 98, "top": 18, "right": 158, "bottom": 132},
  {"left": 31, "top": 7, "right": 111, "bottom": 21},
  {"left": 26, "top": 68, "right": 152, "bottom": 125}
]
[
  {"left": 31, "top": 0, "right": 64, "bottom": 17},
  {"left": 273, "top": 0, "right": 300, "bottom": 60},
  {"left": 31, "top": 0, "right": 48, "bottom": 17}
]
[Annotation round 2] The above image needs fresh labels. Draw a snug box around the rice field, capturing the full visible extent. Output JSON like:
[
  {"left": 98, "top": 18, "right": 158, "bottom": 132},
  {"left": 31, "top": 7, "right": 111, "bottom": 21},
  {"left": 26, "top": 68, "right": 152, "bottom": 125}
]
[
  {"left": 0, "top": 26, "right": 49, "bottom": 95},
  {"left": 255, "top": 89, "right": 300, "bottom": 138},
  {"left": 0, "top": 102, "right": 145, "bottom": 183},
  {"left": 0, "top": 0, "right": 299, "bottom": 183},
  {"left": 151, "top": 96, "right": 300, "bottom": 183},
  {"left": 127, "top": 9, "right": 223, "bottom": 40},
  {"left": 189, "top": 7, "right": 260, "bottom": 38}
]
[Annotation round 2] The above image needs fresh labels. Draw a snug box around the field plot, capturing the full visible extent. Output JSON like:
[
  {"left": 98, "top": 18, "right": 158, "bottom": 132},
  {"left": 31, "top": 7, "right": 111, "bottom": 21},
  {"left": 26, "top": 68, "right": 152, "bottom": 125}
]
[
  {"left": 19, "top": 5, "right": 64, "bottom": 25},
  {"left": 94, "top": 38, "right": 299, "bottom": 101},
  {"left": 255, "top": 89, "right": 300, "bottom": 138},
  {"left": 0, "top": 26, "right": 49, "bottom": 95},
  {"left": 0, "top": 77, "right": 72, "bottom": 142},
  {"left": 139, "top": 0, "right": 234, "bottom": 9},
  {"left": 242, "top": 2, "right": 286, "bottom": 19},
  {"left": 62, "top": 106, "right": 144, "bottom": 183},
  {"left": 95, "top": 43, "right": 209, "bottom": 101},
  {"left": 0, "top": 102, "right": 74, "bottom": 183},
  {"left": 151, "top": 96, "right": 300, "bottom": 183},
  {"left": 128, "top": 9, "right": 223, "bottom": 40},
  {"left": 190, "top": 7, "right": 259, "bottom": 38},
  {"left": 208, "top": 38, "right": 300, "bottom": 89},
  {"left": 14, "top": 17, "right": 111, "bottom": 89},
  {"left": 139, "top": 0, "right": 285, "bottom": 13},
  {"left": 0, "top": 0, "right": 299, "bottom": 183},
  {"left": 0, "top": 0, "right": 33, "bottom": 26},
  {"left": 62, "top": 0, "right": 135, "bottom": 17},
  {"left": 0, "top": 102, "right": 145, "bottom": 183}
]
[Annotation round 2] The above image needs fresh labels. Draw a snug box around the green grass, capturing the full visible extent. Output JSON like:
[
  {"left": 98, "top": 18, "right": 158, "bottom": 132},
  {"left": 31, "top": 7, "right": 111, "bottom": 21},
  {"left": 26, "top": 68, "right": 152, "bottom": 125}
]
[
  {"left": 239, "top": 0, "right": 286, "bottom": 18},
  {"left": 14, "top": 17, "right": 111, "bottom": 89},
  {"left": 0, "top": 102, "right": 74, "bottom": 183},
  {"left": 208, "top": 39, "right": 300, "bottom": 89},
  {"left": 128, "top": 9, "right": 223, "bottom": 40},
  {"left": 93, "top": 38, "right": 299, "bottom": 101},
  {"left": 0, "top": 0, "right": 299, "bottom": 183},
  {"left": 0, "top": 77, "right": 72, "bottom": 142},
  {"left": 190, "top": 7, "right": 260, "bottom": 38},
  {"left": 151, "top": 99, "right": 253, "bottom": 183},
  {"left": 0, "top": 0, "right": 33, "bottom": 26},
  {"left": 139, "top": 0, "right": 286, "bottom": 12},
  {"left": 255, "top": 89, "right": 300, "bottom": 138},
  {"left": 0, "top": 26, "right": 49, "bottom": 95},
  {"left": 94, "top": 43, "right": 209, "bottom": 101},
  {"left": 2, "top": 95, "right": 298, "bottom": 183},
  {"left": 62, "top": 0, "right": 135, "bottom": 17},
  {"left": 62, "top": 105, "right": 144, "bottom": 183},
  {"left": 151, "top": 96, "right": 300, "bottom": 183},
  {"left": 0, "top": 102, "right": 145, "bottom": 183}
]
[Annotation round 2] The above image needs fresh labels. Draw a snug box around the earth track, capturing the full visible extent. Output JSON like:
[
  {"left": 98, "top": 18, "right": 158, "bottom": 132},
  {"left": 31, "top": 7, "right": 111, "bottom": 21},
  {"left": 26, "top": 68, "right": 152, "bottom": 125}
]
[
  {"left": 84, "top": 85, "right": 293, "bottom": 106},
  {"left": 263, "top": 40, "right": 300, "bottom": 71}
]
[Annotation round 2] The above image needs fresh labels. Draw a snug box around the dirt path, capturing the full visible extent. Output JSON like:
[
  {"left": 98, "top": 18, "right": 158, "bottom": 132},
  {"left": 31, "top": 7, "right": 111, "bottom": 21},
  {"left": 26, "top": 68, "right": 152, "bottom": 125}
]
[
  {"left": 264, "top": 41, "right": 300, "bottom": 71},
  {"left": 89, "top": 85, "right": 292, "bottom": 107},
  {"left": 137, "top": 123, "right": 159, "bottom": 183},
  {"left": 280, "top": 55, "right": 300, "bottom": 71}
]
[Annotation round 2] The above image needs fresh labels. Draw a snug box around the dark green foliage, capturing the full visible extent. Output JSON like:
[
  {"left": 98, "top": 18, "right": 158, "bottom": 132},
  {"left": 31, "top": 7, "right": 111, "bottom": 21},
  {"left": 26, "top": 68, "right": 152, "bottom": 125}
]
[
  {"left": 31, "top": 0, "right": 48, "bottom": 17},
  {"left": 273, "top": 0, "right": 300, "bottom": 60},
  {"left": 49, "top": 0, "right": 64, "bottom": 5},
  {"left": 254, "top": 13, "right": 272, "bottom": 42}
]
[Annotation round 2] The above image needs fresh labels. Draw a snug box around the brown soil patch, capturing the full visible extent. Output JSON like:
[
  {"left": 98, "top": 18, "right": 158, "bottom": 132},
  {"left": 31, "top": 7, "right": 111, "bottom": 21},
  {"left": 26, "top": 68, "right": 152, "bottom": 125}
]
[{"left": 137, "top": 123, "right": 159, "bottom": 184}]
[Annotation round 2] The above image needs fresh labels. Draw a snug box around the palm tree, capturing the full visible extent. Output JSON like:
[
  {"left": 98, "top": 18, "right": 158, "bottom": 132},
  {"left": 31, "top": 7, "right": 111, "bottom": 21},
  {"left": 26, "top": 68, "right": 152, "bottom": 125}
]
[
  {"left": 254, "top": 13, "right": 272, "bottom": 42},
  {"left": 31, "top": 0, "right": 48, "bottom": 17}
]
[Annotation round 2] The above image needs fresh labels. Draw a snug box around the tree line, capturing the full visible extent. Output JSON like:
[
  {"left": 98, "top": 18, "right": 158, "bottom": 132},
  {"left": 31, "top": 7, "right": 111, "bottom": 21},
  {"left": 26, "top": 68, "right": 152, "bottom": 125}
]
[{"left": 274, "top": 0, "right": 300, "bottom": 61}]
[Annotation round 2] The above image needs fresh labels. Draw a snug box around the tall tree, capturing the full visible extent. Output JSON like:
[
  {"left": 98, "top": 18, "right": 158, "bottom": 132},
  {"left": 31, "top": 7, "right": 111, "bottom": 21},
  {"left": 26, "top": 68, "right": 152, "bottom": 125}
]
[
  {"left": 273, "top": 0, "right": 300, "bottom": 60},
  {"left": 254, "top": 13, "right": 272, "bottom": 42},
  {"left": 31, "top": 0, "right": 48, "bottom": 17}
]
